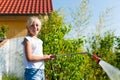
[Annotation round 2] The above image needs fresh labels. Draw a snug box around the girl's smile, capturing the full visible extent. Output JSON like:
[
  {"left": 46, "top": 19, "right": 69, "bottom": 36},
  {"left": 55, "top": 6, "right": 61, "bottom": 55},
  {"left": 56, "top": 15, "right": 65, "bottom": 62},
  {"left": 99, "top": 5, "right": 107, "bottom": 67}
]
[{"left": 28, "top": 22, "right": 40, "bottom": 36}]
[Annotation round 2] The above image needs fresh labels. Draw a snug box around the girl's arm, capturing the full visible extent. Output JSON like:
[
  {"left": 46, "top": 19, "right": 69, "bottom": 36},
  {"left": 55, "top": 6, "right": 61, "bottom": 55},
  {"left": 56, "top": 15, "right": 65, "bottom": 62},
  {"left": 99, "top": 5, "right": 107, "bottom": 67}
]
[{"left": 24, "top": 38, "right": 55, "bottom": 62}]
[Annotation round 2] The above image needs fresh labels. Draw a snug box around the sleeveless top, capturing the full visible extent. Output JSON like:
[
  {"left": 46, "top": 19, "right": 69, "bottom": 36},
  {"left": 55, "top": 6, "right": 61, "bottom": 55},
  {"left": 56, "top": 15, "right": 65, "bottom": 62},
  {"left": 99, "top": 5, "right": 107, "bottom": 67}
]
[{"left": 23, "top": 36, "right": 44, "bottom": 69}]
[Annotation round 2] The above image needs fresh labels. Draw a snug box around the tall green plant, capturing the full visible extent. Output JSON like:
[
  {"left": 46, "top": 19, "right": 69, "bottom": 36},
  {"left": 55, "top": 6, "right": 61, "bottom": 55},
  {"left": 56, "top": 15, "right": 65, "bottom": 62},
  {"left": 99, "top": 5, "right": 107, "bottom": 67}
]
[
  {"left": 87, "top": 32, "right": 116, "bottom": 80},
  {"left": 86, "top": 8, "right": 116, "bottom": 80},
  {"left": 38, "top": 11, "right": 88, "bottom": 80},
  {"left": 71, "top": 0, "right": 90, "bottom": 37}
]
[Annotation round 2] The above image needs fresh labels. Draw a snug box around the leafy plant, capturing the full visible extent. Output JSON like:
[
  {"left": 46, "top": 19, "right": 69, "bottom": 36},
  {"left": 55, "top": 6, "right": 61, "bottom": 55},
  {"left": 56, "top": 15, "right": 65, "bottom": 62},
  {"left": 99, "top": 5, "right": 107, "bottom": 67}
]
[
  {"left": 86, "top": 8, "right": 116, "bottom": 80},
  {"left": 0, "top": 25, "right": 8, "bottom": 40},
  {"left": 70, "top": 0, "right": 90, "bottom": 37},
  {"left": 36, "top": 1, "right": 118, "bottom": 80},
  {"left": 114, "top": 36, "right": 120, "bottom": 69},
  {"left": 38, "top": 11, "right": 86, "bottom": 80}
]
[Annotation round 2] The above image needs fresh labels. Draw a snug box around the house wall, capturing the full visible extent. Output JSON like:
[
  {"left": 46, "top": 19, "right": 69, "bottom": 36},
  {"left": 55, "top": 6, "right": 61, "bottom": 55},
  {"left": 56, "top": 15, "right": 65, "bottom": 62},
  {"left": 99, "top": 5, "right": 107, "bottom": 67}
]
[
  {"left": 0, "top": 16, "right": 28, "bottom": 39},
  {"left": 0, "top": 15, "right": 48, "bottom": 39}
]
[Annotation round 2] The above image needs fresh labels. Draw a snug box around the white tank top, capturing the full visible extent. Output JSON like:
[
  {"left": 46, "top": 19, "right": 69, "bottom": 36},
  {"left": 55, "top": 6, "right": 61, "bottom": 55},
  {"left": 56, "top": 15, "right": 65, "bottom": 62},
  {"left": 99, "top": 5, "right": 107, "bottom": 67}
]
[{"left": 23, "top": 36, "right": 44, "bottom": 69}]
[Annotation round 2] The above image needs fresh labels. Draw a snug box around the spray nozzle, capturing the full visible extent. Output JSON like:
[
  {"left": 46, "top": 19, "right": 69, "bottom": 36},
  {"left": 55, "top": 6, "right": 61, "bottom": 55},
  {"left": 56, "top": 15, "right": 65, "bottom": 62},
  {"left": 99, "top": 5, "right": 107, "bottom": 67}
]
[{"left": 92, "top": 54, "right": 101, "bottom": 63}]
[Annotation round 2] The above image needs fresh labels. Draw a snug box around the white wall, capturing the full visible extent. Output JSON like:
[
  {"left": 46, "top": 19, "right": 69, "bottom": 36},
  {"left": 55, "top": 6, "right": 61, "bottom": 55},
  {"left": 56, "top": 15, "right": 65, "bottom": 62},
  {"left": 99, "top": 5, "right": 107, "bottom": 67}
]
[{"left": 0, "top": 37, "right": 24, "bottom": 77}]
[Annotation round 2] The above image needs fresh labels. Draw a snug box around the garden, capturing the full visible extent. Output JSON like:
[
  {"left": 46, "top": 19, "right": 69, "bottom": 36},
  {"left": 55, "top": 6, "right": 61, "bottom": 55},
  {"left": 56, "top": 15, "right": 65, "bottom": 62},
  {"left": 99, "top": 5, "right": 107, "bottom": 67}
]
[{"left": 1, "top": 0, "right": 120, "bottom": 80}]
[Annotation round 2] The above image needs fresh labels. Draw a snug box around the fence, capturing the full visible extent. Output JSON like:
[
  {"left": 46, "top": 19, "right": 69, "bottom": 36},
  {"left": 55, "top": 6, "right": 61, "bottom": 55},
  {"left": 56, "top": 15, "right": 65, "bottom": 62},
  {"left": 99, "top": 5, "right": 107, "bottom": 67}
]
[{"left": 0, "top": 37, "right": 24, "bottom": 77}]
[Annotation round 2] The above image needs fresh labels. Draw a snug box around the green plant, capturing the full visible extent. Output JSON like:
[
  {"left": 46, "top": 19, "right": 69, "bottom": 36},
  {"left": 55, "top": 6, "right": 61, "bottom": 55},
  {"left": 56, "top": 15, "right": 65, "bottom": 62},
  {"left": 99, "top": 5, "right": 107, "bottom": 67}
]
[
  {"left": 114, "top": 36, "right": 120, "bottom": 69},
  {"left": 2, "top": 74, "right": 23, "bottom": 80},
  {"left": 0, "top": 25, "right": 8, "bottom": 39},
  {"left": 70, "top": 0, "right": 90, "bottom": 37},
  {"left": 38, "top": 11, "right": 86, "bottom": 80},
  {"left": 86, "top": 8, "right": 116, "bottom": 80},
  {"left": 37, "top": 1, "right": 117, "bottom": 80}
]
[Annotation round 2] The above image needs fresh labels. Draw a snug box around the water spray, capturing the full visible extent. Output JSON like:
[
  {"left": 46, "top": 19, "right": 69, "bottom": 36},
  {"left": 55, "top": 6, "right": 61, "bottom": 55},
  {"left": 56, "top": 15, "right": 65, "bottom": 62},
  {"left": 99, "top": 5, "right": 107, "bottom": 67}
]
[{"left": 87, "top": 53, "right": 120, "bottom": 80}]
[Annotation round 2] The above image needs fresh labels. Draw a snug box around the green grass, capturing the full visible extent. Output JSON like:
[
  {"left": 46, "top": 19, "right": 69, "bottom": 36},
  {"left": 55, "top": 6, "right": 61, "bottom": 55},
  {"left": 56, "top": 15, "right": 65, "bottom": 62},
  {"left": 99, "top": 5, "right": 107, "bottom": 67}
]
[{"left": 2, "top": 74, "right": 23, "bottom": 80}]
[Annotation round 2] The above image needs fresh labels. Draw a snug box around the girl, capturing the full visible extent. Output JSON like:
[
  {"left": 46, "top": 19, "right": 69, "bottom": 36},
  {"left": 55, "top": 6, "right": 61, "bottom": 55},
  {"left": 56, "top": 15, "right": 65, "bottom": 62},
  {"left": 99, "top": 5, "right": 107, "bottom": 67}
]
[{"left": 23, "top": 16, "right": 55, "bottom": 80}]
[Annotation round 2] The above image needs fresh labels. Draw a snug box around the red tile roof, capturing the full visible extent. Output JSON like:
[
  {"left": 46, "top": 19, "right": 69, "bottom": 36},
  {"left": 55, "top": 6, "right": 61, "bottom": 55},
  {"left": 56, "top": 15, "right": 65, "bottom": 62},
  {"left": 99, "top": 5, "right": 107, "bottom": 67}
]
[{"left": 0, "top": 0, "right": 53, "bottom": 15}]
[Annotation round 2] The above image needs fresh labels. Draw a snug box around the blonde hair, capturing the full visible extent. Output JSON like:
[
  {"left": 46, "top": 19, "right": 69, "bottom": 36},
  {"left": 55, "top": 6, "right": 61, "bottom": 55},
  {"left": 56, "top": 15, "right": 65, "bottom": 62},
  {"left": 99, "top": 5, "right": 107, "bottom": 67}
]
[{"left": 26, "top": 16, "right": 41, "bottom": 28}]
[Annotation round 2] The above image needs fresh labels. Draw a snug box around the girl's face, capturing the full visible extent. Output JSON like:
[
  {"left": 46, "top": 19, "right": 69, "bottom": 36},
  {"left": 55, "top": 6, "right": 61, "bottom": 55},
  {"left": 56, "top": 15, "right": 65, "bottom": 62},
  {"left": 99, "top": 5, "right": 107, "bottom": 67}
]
[{"left": 27, "top": 21, "right": 41, "bottom": 36}]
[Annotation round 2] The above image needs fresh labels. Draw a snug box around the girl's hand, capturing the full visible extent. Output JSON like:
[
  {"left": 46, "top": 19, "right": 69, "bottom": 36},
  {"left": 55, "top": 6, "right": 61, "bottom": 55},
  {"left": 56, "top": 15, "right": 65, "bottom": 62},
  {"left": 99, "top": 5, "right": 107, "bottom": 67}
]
[
  {"left": 50, "top": 54, "right": 55, "bottom": 60},
  {"left": 44, "top": 54, "right": 55, "bottom": 61}
]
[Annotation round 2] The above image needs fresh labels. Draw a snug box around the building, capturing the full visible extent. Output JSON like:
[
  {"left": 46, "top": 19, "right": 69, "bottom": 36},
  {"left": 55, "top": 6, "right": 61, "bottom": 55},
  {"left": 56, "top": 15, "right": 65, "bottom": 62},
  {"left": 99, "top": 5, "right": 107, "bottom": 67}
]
[{"left": 0, "top": 0, "right": 53, "bottom": 39}]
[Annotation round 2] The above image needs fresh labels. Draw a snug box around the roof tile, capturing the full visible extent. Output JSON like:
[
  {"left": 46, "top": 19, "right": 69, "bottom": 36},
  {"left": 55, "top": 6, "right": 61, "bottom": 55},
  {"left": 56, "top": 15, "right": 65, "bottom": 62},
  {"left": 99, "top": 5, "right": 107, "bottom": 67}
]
[{"left": 0, "top": 0, "right": 53, "bottom": 15}]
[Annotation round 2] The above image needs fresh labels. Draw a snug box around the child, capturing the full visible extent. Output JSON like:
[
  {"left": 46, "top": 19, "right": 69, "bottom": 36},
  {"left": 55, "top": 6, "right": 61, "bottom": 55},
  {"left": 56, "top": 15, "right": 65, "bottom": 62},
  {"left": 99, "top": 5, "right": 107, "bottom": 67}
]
[{"left": 23, "top": 16, "right": 55, "bottom": 80}]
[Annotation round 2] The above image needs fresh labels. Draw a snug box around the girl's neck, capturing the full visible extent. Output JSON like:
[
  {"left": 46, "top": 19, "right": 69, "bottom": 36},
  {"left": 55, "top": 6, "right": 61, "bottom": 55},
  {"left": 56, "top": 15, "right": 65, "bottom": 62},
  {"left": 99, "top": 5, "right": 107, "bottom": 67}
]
[
  {"left": 27, "top": 34, "right": 37, "bottom": 38},
  {"left": 27, "top": 33, "right": 37, "bottom": 37}
]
